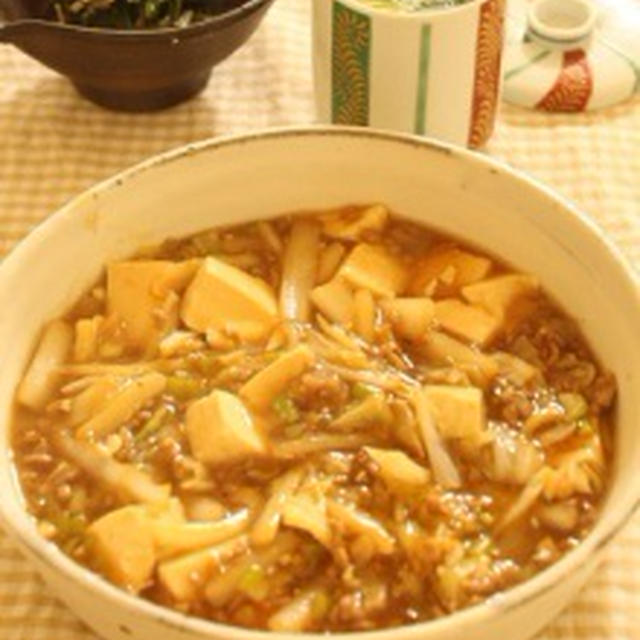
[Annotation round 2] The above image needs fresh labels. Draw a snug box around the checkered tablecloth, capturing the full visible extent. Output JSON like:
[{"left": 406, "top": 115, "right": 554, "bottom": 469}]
[{"left": 1, "top": 1, "right": 639, "bottom": 638}]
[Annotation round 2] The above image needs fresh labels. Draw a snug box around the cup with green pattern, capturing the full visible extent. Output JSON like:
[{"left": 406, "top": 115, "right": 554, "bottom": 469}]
[{"left": 312, "top": 0, "right": 506, "bottom": 147}]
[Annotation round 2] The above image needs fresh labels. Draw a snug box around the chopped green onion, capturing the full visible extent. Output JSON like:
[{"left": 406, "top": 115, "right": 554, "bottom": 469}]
[
  {"left": 272, "top": 394, "right": 300, "bottom": 424},
  {"left": 238, "top": 563, "right": 269, "bottom": 601},
  {"left": 166, "top": 376, "right": 206, "bottom": 401},
  {"left": 479, "top": 511, "right": 494, "bottom": 527},
  {"left": 351, "top": 382, "right": 379, "bottom": 400},
  {"left": 136, "top": 405, "right": 171, "bottom": 442},
  {"left": 51, "top": 510, "right": 86, "bottom": 537},
  {"left": 144, "top": 0, "right": 160, "bottom": 20},
  {"left": 576, "top": 418, "right": 594, "bottom": 434}
]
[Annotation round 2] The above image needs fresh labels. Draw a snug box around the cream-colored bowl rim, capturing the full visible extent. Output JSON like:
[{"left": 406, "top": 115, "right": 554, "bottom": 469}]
[{"left": 0, "top": 126, "right": 638, "bottom": 640}]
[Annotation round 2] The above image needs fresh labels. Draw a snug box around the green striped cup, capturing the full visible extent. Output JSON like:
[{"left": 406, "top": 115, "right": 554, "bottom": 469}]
[{"left": 312, "top": 0, "right": 506, "bottom": 148}]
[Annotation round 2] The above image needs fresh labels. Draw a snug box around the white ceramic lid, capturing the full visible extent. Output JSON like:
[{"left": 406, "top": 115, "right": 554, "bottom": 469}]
[{"left": 503, "top": 0, "right": 640, "bottom": 112}]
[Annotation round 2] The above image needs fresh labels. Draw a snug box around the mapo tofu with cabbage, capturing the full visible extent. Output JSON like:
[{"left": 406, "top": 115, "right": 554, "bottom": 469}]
[{"left": 13, "top": 206, "right": 616, "bottom": 632}]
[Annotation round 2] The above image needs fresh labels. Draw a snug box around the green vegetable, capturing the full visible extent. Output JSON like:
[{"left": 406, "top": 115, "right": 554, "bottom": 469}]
[
  {"left": 144, "top": 0, "right": 160, "bottom": 20},
  {"left": 479, "top": 511, "right": 494, "bottom": 527},
  {"left": 50, "top": 510, "right": 87, "bottom": 538},
  {"left": 576, "top": 418, "right": 594, "bottom": 434},
  {"left": 170, "top": 0, "right": 183, "bottom": 21},
  {"left": 272, "top": 394, "right": 300, "bottom": 424},
  {"left": 166, "top": 376, "right": 206, "bottom": 401},
  {"left": 136, "top": 405, "right": 172, "bottom": 442},
  {"left": 47, "top": 0, "right": 238, "bottom": 30},
  {"left": 351, "top": 382, "right": 379, "bottom": 400},
  {"left": 238, "top": 563, "right": 269, "bottom": 601}
]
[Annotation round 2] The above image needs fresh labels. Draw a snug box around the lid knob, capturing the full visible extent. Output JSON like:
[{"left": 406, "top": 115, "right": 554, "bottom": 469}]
[{"left": 527, "top": 0, "right": 598, "bottom": 49}]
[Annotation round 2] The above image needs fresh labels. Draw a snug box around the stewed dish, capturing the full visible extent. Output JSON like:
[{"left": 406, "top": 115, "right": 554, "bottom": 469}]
[{"left": 13, "top": 204, "right": 616, "bottom": 632}]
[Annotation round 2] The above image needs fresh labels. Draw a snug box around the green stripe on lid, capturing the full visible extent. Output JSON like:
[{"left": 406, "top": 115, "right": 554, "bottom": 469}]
[
  {"left": 414, "top": 24, "right": 431, "bottom": 135},
  {"left": 504, "top": 49, "right": 551, "bottom": 81}
]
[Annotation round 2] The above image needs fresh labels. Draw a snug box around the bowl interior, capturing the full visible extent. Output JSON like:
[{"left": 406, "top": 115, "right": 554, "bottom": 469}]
[{"left": 0, "top": 128, "right": 638, "bottom": 639}]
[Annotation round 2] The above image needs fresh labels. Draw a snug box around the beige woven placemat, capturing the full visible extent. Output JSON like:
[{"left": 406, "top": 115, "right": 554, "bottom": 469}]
[{"left": 1, "top": 1, "right": 639, "bottom": 638}]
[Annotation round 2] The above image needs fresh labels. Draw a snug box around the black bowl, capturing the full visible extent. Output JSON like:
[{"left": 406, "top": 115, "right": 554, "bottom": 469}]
[{"left": 0, "top": 0, "right": 276, "bottom": 111}]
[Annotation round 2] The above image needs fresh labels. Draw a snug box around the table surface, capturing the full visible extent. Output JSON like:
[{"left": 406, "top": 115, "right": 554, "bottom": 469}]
[{"left": 1, "top": 2, "right": 639, "bottom": 639}]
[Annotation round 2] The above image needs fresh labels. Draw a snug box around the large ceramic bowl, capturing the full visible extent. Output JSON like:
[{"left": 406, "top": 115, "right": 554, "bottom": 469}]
[
  {"left": 0, "top": 0, "right": 275, "bottom": 111},
  {"left": 0, "top": 128, "right": 638, "bottom": 640}
]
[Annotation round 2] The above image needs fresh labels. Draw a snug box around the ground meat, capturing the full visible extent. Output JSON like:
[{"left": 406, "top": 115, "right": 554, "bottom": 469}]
[
  {"left": 289, "top": 368, "right": 350, "bottom": 412},
  {"left": 503, "top": 307, "right": 614, "bottom": 417},
  {"left": 406, "top": 536, "right": 453, "bottom": 576},
  {"left": 489, "top": 380, "right": 535, "bottom": 424},
  {"left": 354, "top": 448, "right": 380, "bottom": 477},
  {"left": 332, "top": 591, "right": 366, "bottom": 625},
  {"left": 532, "top": 537, "right": 561, "bottom": 567},
  {"left": 463, "top": 558, "right": 521, "bottom": 597},
  {"left": 330, "top": 582, "right": 388, "bottom": 628},
  {"left": 548, "top": 355, "right": 596, "bottom": 393},
  {"left": 589, "top": 370, "right": 617, "bottom": 412},
  {"left": 438, "top": 493, "right": 493, "bottom": 536},
  {"left": 504, "top": 304, "right": 591, "bottom": 373}
]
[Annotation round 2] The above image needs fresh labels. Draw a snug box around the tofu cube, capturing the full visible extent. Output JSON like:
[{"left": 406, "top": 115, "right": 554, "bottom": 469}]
[
  {"left": 363, "top": 447, "right": 430, "bottom": 487},
  {"left": 423, "top": 385, "right": 486, "bottom": 443},
  {"left": 410, "top": 248, "right": 492, "bottom": 297},
  {"left": 339, "top": 244, "right": 407, "bottom": 298},
  {"left": 420, "top": 330, "right": 499, "bottom": 387},
  {"left": 180, "top": 257, "right": 278, "bottom": 342},
  {"left": 186, "top": 390, "right": 266, "bottom": 465},
  {"left": 86, "top": 506, "right": 155, "bottom": 594},
  {"left": 240, "top": 345, "right": 315, "bottom": 412},
  {"left": 434, "top": 299, "right": 501, "bottom": 346},
  {"left": 310, "top": 278, "right": 355, "bottom": 326},
  {"left": 462, "top": 274, "right": 539, "bottom": 319},
  {"left": 107, "top": 260, "right": 199, "bottom": 351},
  {"left": 380, "top": 298, "right": 435, "bottom": 341},
  {"left": 157, "top": 535, "right": 249, "bottom": 602},
  {"left": 322, "top": 204, "right": 389, "bottom": 240}
]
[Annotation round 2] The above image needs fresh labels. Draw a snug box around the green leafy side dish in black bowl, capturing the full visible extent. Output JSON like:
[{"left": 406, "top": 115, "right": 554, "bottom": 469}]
[{"left": 0, "top": 0, "right": 276, "bottom": 111}]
